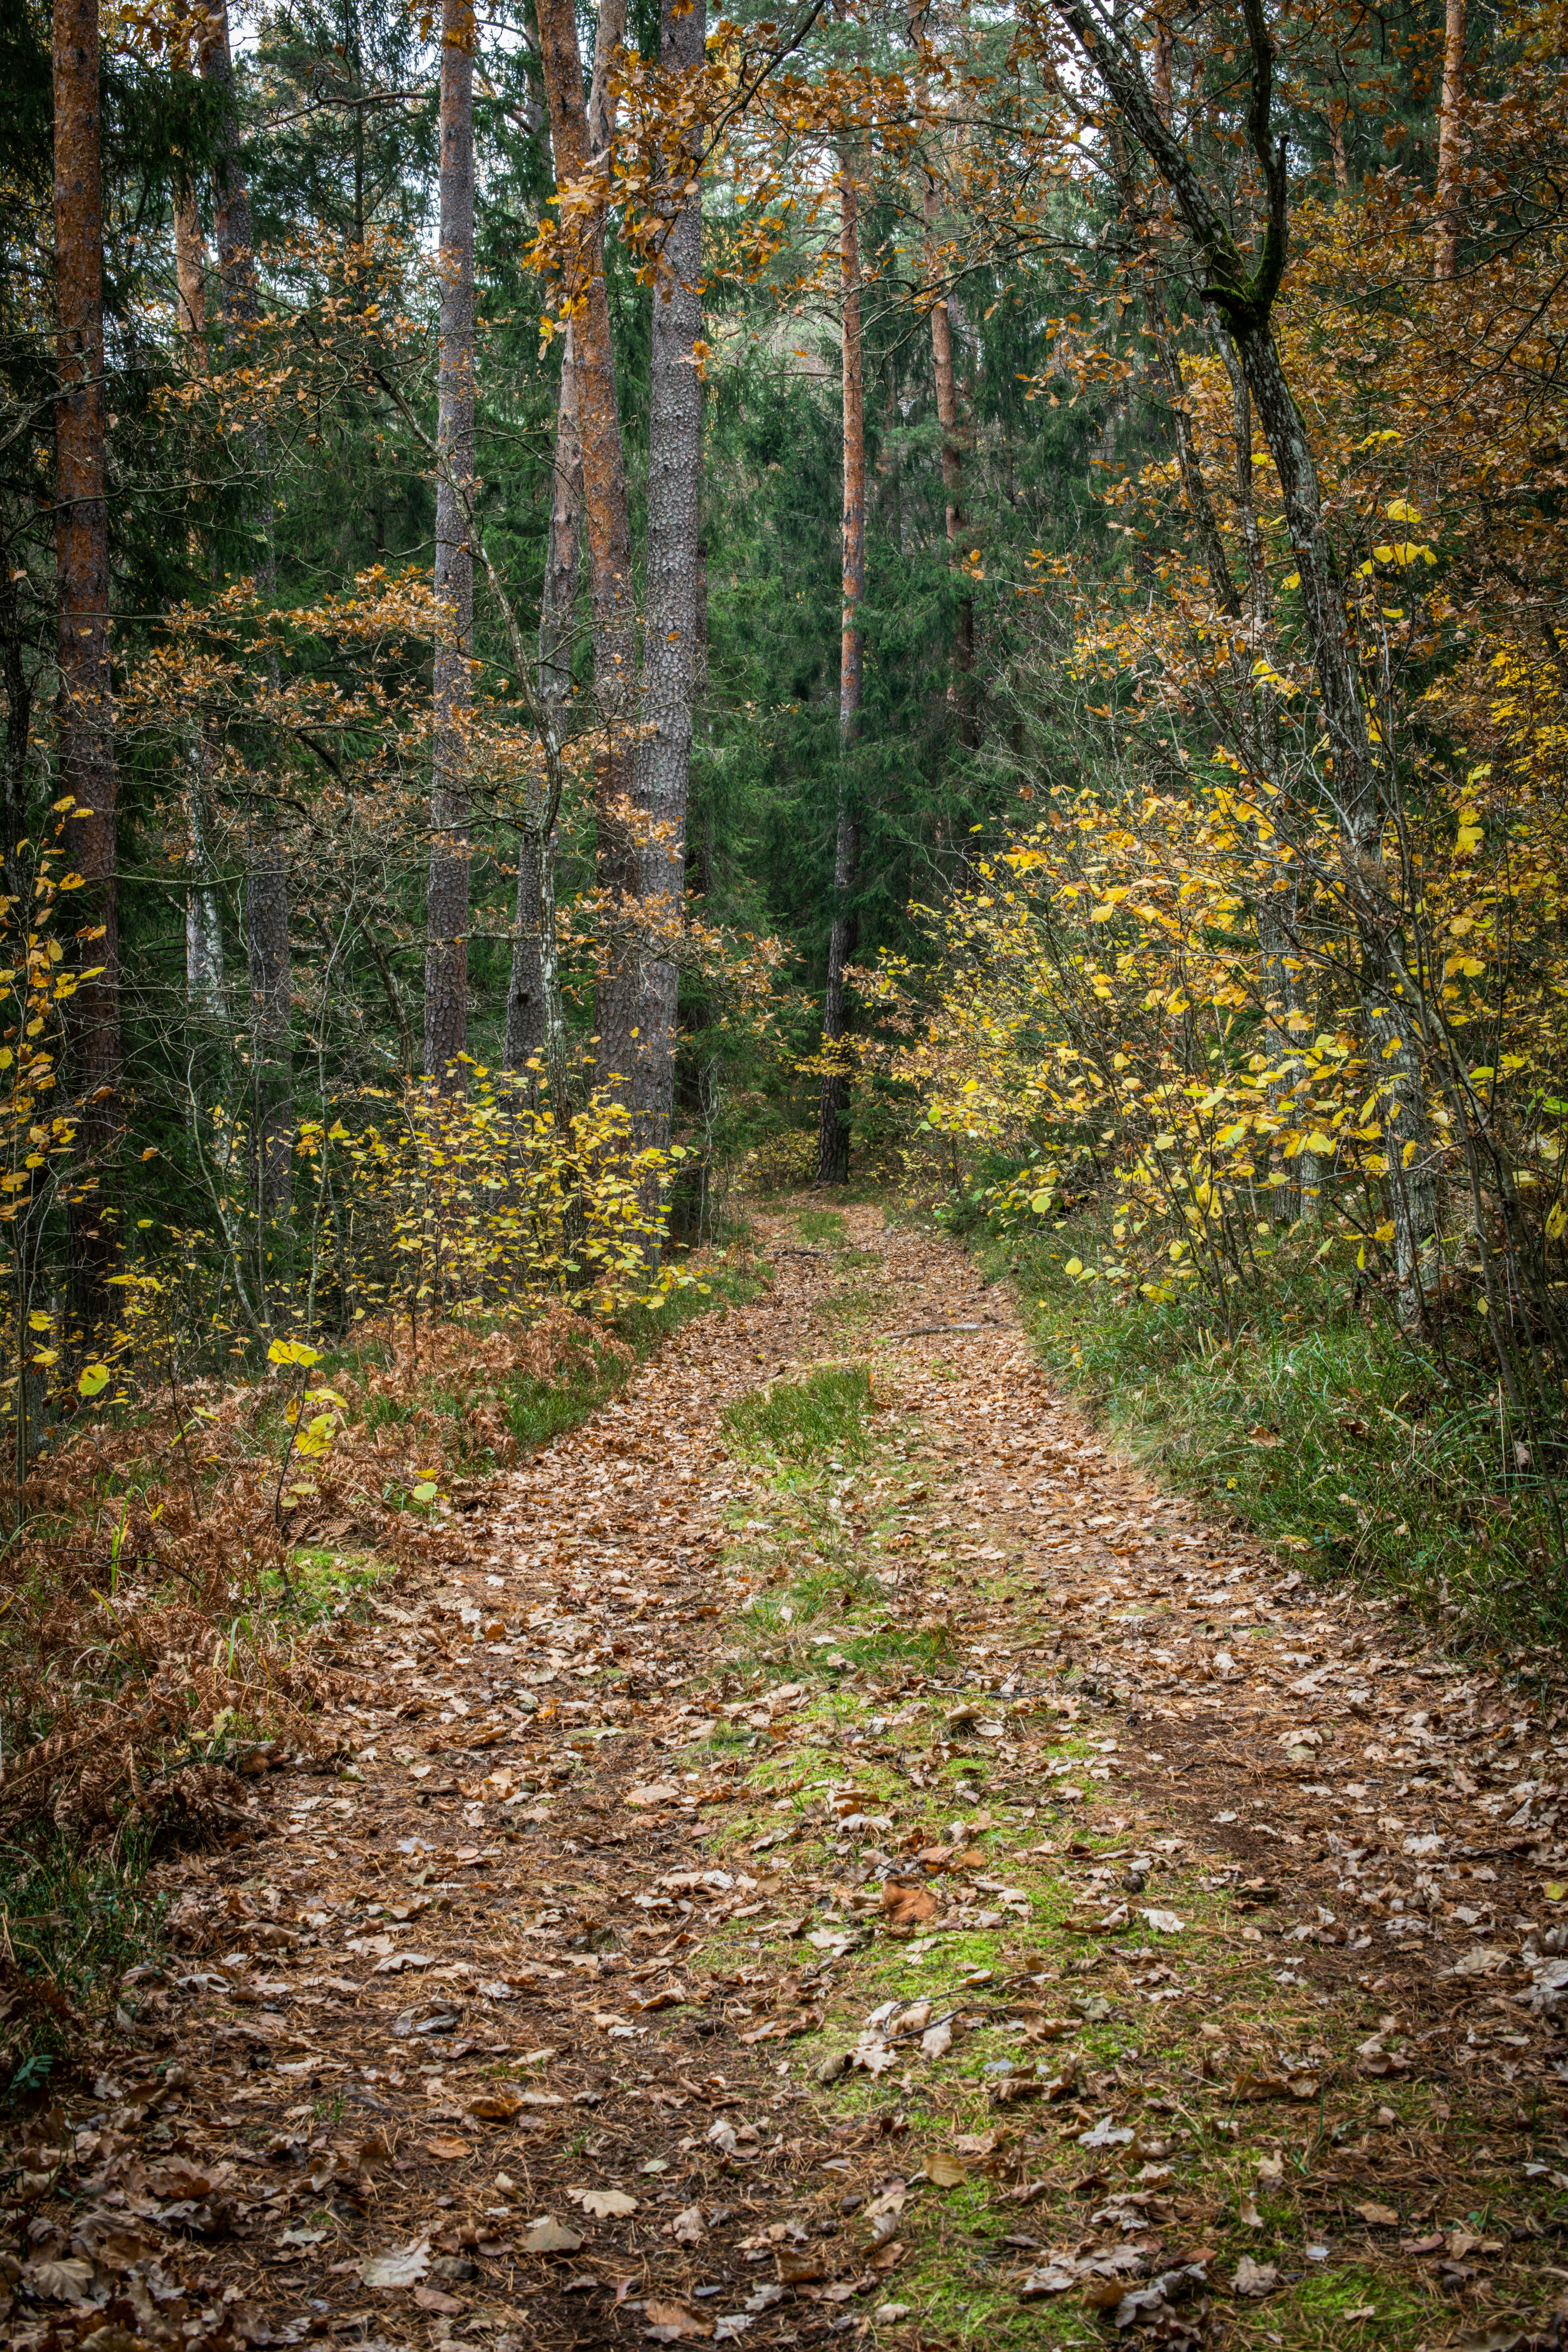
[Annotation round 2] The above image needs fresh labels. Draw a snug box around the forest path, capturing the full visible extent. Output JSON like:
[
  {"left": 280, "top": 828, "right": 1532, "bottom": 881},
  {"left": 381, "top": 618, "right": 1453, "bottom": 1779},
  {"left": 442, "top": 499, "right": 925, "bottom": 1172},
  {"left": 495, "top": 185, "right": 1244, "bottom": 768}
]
[{"left": 8, "top": 1201, "right": 1567, "bottom": 2352}]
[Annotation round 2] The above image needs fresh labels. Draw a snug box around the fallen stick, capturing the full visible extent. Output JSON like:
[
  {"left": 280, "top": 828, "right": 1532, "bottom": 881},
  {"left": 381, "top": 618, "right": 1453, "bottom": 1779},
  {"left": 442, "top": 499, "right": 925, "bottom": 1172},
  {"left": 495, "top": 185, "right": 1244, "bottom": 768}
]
[{"left": 882, "top": 1322, "right": 988, "bottom": 1339}]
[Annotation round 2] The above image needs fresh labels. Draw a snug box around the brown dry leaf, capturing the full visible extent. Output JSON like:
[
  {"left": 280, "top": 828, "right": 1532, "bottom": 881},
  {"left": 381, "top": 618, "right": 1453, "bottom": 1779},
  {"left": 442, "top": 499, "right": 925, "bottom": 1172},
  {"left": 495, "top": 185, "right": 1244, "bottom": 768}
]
[
  {"left": 425, "top": 2134, "right": 473, "bottom": 2161},
  {"left": 669, "top": 2204, "right": 707, "bottom": 2244},
  {"left": 414, "top": 2285, "right": 465, "bottom": 2315},
  {"left": 925, "top": 2149, "right": 969, "bottom": 2189},
  {"left": 469, "top": 2089, "right": 526, "bottom": 2122},
  {"left": 1354, "top": 2203, "right": 1400, "bottom": 2229},
  {"left": 880, "top": 1878, "right": 939, "bottom": 1927},
  {"left": 521, "top": 2217, "right": 584, "bottom": 2253},
  {"left": 644, "top": 2301, "right": 715, "bottom": 2341},
  {"left": 1232, "top": 2258, "right": 1279, "bottom": 2298},
  {"left": 626, "top": 1781, "right": 682, "bottom": 1807},
  {"left": 567, "top": 2186, "right": 639, "bottom": 2218}
]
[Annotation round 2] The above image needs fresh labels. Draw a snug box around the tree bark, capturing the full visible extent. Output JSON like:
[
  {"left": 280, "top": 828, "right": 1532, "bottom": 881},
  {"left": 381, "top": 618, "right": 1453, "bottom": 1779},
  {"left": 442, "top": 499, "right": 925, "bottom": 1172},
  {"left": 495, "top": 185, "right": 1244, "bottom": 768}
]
[
  {"left": 54, "top": 0, "right": 120, "bottom": 1320},
  {"left": 201, "top": 0, "right": 292, "bottom": 1226},
  {"left": 1435, "top": 0, "right": 1466, "bottom": 281},
  {"left": 505, "top": 0, "right": 621, "bottom": 1078},
  {"left": 633, "top": 0, "right": 706, "bottom": 1154},
  {"left": 170, "top": 185, "right": 229, "bottom": 1084},
  {"left": 424, "top": 0, "right": 476, "bottom": 1089},
  {"left": 534, "top": 0, "right": 637, "bottom": 1104},
  {"left": 924, "top": 178, "right": 973, "bottom": 733},
  {"left": 173, "top": 185, "right": 207, "bottom": 341},
  {"left": 817, "top": 149, "right": 864, "bottom": 1189}
]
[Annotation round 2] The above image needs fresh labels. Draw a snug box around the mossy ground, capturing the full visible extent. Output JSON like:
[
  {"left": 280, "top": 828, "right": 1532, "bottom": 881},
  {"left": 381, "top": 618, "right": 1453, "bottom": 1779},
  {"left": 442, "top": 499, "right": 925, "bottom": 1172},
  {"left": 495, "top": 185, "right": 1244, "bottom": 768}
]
[{"left": 680, "top": 1285, "right": 1568, "bottom": 2350}]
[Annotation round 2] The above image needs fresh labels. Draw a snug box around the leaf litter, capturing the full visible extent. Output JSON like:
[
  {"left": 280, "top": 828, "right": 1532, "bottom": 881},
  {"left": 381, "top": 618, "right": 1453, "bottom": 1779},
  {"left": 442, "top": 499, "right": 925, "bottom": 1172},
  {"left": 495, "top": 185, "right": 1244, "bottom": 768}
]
[{"left": 1, "top": 1201, "right": 1566, "bottom": 2351}]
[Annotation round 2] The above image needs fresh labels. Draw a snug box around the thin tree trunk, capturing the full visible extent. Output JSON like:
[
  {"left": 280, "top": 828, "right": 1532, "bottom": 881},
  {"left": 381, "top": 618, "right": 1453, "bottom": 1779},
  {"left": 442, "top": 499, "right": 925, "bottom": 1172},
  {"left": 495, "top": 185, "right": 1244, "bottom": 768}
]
[
  {"left": 424, "top": 0, "right": 476, "bottom": 1089},
  {"left": 633, "top": 0, "right": 706, "bottom": 1156},
  {"left": 505, "top": 0, "right": 621, "bottom": 1078},
  {"left": 924, "top": 178, "right": 973, "bottom": 734},
  {"left": 1435, "top": 0, "right": 1466, "bottom": 281},
  {"left": 183, "top": 737, "right": 227, "bottom": 1033},
  {"left": 534, "top": 0, "right": 637, "bottom": 1105},
  {"left": 504, "top": 328, "right": 579, "bottom": 1078},
  {"left": 817, "top": 149, "right": 864, "bottom": 1189},
  {"left": 173, "top": 185, "right": 207, "bottom": 339},
  {"left": 1327, "top": 84, "right": 1350, "bottom": 197},
  {"left": 171, "top": 186, "right": 227, "bottom": 1061},
  {"left": 202, "top": 0, "right": 292, "bottom": 1227},
  {"left": 54, "top": 0, "right": 120, "bottom": 1322}
]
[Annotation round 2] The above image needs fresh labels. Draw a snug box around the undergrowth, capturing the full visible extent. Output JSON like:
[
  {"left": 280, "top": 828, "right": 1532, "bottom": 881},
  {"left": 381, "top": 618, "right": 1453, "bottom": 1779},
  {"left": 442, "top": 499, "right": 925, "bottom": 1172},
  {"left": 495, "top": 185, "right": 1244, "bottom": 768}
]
[{"left": 958, "top": 1202, "right": 1568, "bottom": 1661}]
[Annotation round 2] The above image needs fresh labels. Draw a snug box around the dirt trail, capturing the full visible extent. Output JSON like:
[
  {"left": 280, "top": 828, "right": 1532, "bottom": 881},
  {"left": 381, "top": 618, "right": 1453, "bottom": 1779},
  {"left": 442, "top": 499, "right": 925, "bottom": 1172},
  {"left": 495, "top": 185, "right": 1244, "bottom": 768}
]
[{"left": 4, "top": 1203, "right": 1566, "bottom": 2352}]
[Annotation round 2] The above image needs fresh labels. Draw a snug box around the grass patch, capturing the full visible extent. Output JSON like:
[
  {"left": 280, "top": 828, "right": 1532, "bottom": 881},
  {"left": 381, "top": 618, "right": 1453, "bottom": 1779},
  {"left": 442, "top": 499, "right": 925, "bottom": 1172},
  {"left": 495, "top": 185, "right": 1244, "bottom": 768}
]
[
  {"left": 797, "top": 1208, "right": 849, "bottom": 1246},
  {"left": 970, "top": 1211, "right": 1568, "bottom": 1654},
  {"left": 0, "top": 1824, "right": 163, "bottom": 2098},
  {"left": 722, "top": 1365, "right": 875, "bottom": 1467}
]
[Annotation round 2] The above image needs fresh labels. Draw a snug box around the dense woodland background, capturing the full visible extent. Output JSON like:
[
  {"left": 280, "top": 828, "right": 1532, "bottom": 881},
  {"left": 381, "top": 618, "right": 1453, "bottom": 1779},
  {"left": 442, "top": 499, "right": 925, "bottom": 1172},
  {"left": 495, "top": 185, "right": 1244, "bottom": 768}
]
[{"left": 2, "top": 0, "right": 1568, "bottom": 1940}]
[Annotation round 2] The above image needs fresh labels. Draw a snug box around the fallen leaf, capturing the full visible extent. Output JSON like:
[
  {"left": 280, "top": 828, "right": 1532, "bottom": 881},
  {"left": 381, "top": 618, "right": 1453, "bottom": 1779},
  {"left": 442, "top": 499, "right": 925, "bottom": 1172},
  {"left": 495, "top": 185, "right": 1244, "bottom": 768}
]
[
  {"left": 626, "top": 1782, "right": 683, "bottom": 1807},
  {"left": 1140, "top": 1907, "right": 1185, "bottom": 1936},
  {"left": 880, "top": 1879, "right": 939, "bottom": 1928},
  {"left": 521, "top": 2217, "right": 585, "bottom": 2253},
  {"left": 360, "top": 2240, "right": 430, "bottom": 2288},
  {"left": 670, "top": 2205, "right": 707, "bottom": 2244},
  {"left": 1354, "top": 2203, "right": 1399, "bottom": 2229},
  {"left": 425, "top": 2135, "right": 473, "bottom": 2161},
  {"left": 1232, "top": 2257, "right": 1278, "bottom": 2298},
  {"left": 920, "top": 2018, "right": 953, "bottom": 2061},
  {"left": 470, "top": 2089, "right": 526, "bottom": 2121},
  {"left": 567, "top": 2187, "right": 639, "bottom": 2218},
  {"left": 644, "top": 2301, "right": 715, "bottom": 2341},
  {"left": 925, "top": 2149, "right": 969, "bottom": 2188},
  {"left": 414, "top": 2285, "right": 465, "bottom": 2315},
  {"left": 21, "top": 2255, "right": 95, "bottom": 2303}
]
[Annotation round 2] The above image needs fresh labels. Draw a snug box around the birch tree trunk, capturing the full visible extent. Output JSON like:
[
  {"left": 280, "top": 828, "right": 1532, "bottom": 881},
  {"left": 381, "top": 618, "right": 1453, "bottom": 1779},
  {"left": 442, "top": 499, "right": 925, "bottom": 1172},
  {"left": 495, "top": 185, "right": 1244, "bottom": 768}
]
[
  {"left": 534, "top": 0, "right": 637, "bottom": 1105},
  {"left": 1435, "top": 0, "right": 1466, "bottom": 281},
  {"left": 424, "top": 0, "right": 476, "bottom": 1090},
  {"left": 201, "top": 0, "right": 292, "bottom": 1227},
  {"left": 817, "top": 149, "right": 864, "bottom": 1188},
  {"left": 54, "top": 0, "right": 120, "bottom": 1319},
  {"left": 633, "top": 0, "right": 706, "bottom": 1154}
]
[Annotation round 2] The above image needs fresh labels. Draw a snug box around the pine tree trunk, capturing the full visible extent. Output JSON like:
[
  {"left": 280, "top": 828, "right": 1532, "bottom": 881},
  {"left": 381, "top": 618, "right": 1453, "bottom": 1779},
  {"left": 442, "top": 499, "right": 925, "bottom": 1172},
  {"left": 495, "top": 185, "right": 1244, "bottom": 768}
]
[
  {"left": 171, "top": 187, "right": 227, "bottom": 1071},
  {"left": 54, "top": 0, "right": 120, "bottom": 1319},
  {"left": 424, "top": 0, "right": 475, "bottom": 1090},
  {"left": 202, "top": 1, "right": 292, "bottom": 1226},
  {"left": 173, "top": 185, "right": 207, "bottom": 339},
  {"left": 534, "top": 0, "right": 637, "bottom": 1105},
  {"left": 633, "top": 0, "right": 705, "bottom": 1154},
  {"left": 817, "top": 150, "right": 864, "bottom": 1189},
  {"left": 922, "top": 164, "right": 972, "bottom": 729},
  {"left": 503, "top": 320, "right": 579, "bottom": 1077},
  {"left": 1435, "top": 0, "right": 1466, "bottom": 281},
  {"left": 506, "top": 1, "right": 619, "bottom": 1080}
]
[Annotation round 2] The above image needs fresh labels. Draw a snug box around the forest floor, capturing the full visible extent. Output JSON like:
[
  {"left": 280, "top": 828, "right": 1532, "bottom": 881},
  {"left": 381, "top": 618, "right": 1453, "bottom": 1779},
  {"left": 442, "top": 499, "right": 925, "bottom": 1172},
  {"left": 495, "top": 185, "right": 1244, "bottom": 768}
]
[{"left": 4, "top": 1200, "right": 1567, "bottom": 2352}]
